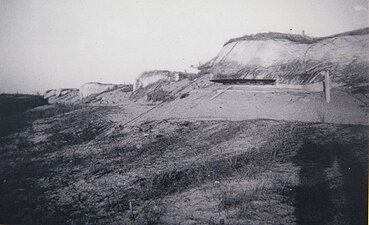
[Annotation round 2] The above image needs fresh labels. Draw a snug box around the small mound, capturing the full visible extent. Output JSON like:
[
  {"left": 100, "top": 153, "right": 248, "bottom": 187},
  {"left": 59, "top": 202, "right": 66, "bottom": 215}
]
[
  {"left": 43, "top": 88, "right": 79, "bottom": 104},
  {"left": 131, "top": 72, "right": 203, "bottom": 102},
  {"left": 81, "top": 85, "right": 133, "bottom": 105}
]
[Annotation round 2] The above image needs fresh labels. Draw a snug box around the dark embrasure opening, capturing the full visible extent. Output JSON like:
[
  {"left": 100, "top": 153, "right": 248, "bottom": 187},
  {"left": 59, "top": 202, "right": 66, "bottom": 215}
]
[{"left": 210, "top": 79, "right": 276, "bottom": 85}]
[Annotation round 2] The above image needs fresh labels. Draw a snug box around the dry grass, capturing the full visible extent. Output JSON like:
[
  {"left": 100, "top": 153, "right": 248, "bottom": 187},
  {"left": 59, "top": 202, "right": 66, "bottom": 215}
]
[
  {"left": 146, "top": 88, "right": 174, "bottom": 102},
  {"left": 0, "top": 94, "right": 48, "bottom": 137},
  {"left": 224, "top": 28, "right": 369, "bottom": 46},
  {"left": 0, "top": 104, "right": 367, "bottom": 224}
]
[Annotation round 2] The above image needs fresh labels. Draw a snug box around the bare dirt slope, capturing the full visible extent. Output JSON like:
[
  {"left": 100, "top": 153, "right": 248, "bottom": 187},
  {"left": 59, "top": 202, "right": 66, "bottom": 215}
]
[
  {"left": 0, "top": 103, "right": 367, "bottom": 225},
  {"left": 104, "top": 75, "right": 367, "bottom": 126}
]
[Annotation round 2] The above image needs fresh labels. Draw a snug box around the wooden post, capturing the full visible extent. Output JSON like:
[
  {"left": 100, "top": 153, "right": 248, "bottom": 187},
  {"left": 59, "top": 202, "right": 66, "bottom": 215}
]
[
  {"left": 324, "top": 71, "right": 330, "bottom": 103},
  {"left": 129, "top": 200, "right": 134, "bottom": 220}
]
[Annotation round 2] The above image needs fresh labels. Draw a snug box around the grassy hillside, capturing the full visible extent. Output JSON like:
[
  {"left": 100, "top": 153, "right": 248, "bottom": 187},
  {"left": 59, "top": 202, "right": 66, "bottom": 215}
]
[
  {"left": 0, "top": 104, "right": 367, "bottom": 224},
  {"left": 224, "top": 28, "right": 369, "bottom": 46},
  {"left": 0, "top": 94, "right": 47, "bottom": 118},
  {"left": 0, "top": 94, "right": 48, "bottom": 137}
]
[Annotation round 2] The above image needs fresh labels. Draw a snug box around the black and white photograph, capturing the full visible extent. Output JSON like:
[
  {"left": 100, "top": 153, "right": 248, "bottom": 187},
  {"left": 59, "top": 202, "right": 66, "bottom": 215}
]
[{"left": 0, "top": 0, "right": 368, "bottom": 224}]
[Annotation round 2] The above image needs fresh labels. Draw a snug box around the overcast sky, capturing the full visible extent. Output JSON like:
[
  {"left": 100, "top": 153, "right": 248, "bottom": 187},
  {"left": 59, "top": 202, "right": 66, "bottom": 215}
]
[{"left": 0, "top": 0, "right": 368, "bottom": 93}]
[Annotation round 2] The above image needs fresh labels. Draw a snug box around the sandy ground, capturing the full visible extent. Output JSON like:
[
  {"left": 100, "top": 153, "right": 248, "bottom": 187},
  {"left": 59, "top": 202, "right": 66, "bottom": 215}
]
[
  {"left": 1, "top": 80, "right": 367, "bottom": 224},
  {"left": 105, "top": 84, "right": 368, "bottom": 127},
  {"left": 0, "top": 108, "right": 366, "bottom": 224}
]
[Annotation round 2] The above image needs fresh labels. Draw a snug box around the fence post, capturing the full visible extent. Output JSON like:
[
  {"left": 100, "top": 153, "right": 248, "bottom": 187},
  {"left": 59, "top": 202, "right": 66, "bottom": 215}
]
[
  {"left": 324, "top": 71, "right": 330, "bottom": 103},
  {"left": 129, "top": 200, "right": 134, "bottom": 220}
]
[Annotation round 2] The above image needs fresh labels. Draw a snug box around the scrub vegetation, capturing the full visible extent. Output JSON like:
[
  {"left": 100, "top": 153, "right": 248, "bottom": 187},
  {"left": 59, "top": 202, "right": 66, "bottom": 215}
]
[{"left": 0, "top": 102, "right": 366, "bottom": 224}]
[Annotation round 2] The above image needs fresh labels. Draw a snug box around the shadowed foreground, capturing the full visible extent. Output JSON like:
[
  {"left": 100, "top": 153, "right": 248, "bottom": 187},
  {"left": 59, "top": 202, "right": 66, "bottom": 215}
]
[{"left": 0, "top": 104, "right": 367, "bottom": 224}]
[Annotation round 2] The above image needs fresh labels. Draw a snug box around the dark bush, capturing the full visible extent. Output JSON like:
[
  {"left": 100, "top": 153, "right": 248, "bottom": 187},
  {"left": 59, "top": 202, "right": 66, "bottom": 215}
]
[
  {"left": 147, "top": 89, "right": 174, "bottom": 102},
  {"left": 180, "top": 92, "right": 190, "bottom": 99}
]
